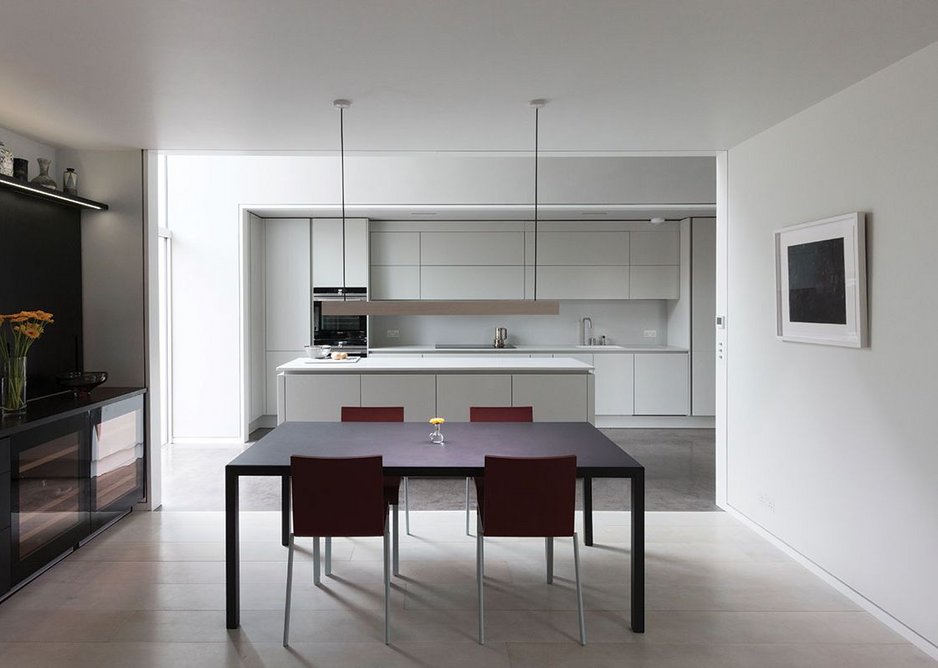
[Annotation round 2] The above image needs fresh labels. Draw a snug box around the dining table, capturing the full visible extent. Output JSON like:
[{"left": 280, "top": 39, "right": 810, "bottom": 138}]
[{"left": 225, "top": 420, "right": 645, "bottom": 633}]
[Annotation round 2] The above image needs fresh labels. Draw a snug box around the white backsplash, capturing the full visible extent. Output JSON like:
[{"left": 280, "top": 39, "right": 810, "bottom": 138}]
[{"left": 370, "top": 300, "right": 669, "bottom": 347}]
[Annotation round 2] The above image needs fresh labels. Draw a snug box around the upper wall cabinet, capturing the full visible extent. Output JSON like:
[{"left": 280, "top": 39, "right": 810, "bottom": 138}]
[
  {"left": 536, "top": 231, "right": 629, "bottom": 266},
  {"left": 312, "top": 218, "right": 368, "bottom": 287},
  {"left": 628, "top": 229, "right": 680, "bottom": 299},
  {"left": 367, "top": 222, "right": 684, "bottom": 301},
  {"left": 421, "top": 231, "right": 524, "bottom": 265}
]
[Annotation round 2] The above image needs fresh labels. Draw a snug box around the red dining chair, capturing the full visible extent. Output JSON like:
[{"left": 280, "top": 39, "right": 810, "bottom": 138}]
[
  {"left": 341, "top": 406, "right": 404, "bottom": 575},
  {"left": 466, "top": 406, "right": 534, "bottom": 535},
  {"left": 475, "top": 454, "right": 585, "bottom": 646},
  {"left": 284, "top": 455, "right": 391, "bottom": 646}
]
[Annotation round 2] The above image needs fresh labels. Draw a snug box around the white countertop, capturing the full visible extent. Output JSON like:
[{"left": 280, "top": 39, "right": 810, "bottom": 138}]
[
  {"left": 278, "top": 356, "right": 594, "bottom": 373},
  {"left": 368, "top": 344, "right": 689, "bottom": 354}
]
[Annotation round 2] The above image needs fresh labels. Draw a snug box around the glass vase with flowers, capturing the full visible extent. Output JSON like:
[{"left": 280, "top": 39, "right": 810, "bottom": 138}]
[{"left": 0, "top": 310, "right": 54, "bottom": 415}]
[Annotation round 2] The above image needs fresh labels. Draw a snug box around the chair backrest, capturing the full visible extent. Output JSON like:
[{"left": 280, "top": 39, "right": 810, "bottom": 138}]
[
  {"left": 481, "top": 455, "right": 576, "bottom": 537},
  {"left": 469, "top": 406, "right": 534, "bottom": 422},
  {"left": 341, "top": 406, "right": 405, "bottom": 422},
  {"left": 290, "top": 455, "right": 386, "bottom": 537}
]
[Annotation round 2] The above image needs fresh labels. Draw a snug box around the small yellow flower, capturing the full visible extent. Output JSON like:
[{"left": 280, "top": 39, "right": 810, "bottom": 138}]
[{"left": 429, "top": 417, "right": 445, "bottom": 425}]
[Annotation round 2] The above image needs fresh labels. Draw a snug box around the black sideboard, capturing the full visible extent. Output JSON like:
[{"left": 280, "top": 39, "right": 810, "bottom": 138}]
[{"left": 0, "top": 387, "right": 145, "bottom": 598}]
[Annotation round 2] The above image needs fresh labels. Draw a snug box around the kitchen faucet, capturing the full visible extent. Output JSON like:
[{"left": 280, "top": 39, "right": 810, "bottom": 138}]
[{"left": 580, "top": 317, "right": 593, "bottom": 346}]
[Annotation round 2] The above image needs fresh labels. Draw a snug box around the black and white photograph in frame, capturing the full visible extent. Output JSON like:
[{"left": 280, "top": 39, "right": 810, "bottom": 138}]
[{"left": 775, "top": 212, "right": 868, "bottom": 348}]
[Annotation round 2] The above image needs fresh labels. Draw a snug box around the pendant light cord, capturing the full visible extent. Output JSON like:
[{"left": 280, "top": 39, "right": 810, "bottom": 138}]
[
  {"left": 339, "top": 105, "right": 347, "bottom": 296},
  {"left": 533, "top": 105, "right": 539, "bottom": 301}
]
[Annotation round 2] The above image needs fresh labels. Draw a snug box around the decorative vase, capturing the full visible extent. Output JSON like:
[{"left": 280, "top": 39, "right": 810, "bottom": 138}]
[
  {"left": 2, "top": 356, "right": 28, "bottom": 415},
  {"left": 0, "top": 141, "right": 13, "bottom": 177},
  {"left": 63, "top": 168, "right": 78, "bottom": 195},
  {"left": 429, "top": 422, "right": 444, "bottom": 444},
  {"left": 13, "top": 157, "right": 29, "bottom": 181},
  {"left": 30, "top": 158, "right": 57, "bottom": 190}
]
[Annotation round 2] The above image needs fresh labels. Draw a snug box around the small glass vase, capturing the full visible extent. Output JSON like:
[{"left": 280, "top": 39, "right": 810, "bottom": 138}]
[
  {"left": 2, "top": 356, "right": 28, "bottom": 415},
  {"left": 30, "top": 157, "right": 58, "bottom": 190},
  {"left": 429, "top": 423, "right": 444, "bottom": 445}
]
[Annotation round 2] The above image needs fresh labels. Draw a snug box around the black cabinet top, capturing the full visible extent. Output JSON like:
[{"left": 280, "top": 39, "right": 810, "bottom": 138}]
[{"left": 0, "top": 387, "right": 145, "bottom": 438}]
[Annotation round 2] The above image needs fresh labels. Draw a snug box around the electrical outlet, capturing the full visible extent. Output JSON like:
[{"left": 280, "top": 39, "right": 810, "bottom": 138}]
[
  {"left": 386, "top": 329, "right": 400, "bottom": 338},
  {"left": 643, "top": 329, "right": 657, "bottom": 338}
]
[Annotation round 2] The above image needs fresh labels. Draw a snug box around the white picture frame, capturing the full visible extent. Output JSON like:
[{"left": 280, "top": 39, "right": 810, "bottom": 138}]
[{"left": 775, "top": 212, "right": 868, "bottom": 348}]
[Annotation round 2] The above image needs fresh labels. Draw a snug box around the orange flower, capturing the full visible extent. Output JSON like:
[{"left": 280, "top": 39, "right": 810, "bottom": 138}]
[
  {"left": 19, "top": 323, "right": 43, "bottom": 339},
  {"left": 9, "top": 313, "right": 30, "bottom": 323},
  {"left": 33, "top": 310, "right": 54, "bottom": 323}
]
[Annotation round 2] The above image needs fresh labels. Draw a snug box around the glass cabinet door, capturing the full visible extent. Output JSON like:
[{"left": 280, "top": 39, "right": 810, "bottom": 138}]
[
  {"left": 90, "top": 395, "right": 144, "bottom": 531},
  {"left": 10, "top": 413, "right": 88, "bottom": 583}
]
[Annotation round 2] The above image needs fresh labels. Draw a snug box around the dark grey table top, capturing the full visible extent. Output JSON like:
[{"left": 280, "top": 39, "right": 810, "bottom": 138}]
[{"left": 227, "top": 421, "right": 643, "bottom": 477}]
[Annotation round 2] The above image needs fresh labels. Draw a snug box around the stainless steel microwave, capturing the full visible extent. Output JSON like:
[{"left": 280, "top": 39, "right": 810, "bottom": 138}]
[{"left": 312, "top": 287, "right": 368, "bottom": 353}]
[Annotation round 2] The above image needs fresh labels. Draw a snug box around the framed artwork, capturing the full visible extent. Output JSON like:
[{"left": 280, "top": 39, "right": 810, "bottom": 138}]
[{"left": 775, "top": 212, "right": 868, "bottom": 348}]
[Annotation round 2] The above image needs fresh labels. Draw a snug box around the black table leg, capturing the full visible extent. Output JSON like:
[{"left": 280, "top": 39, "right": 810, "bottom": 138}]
[
  {"left": 583, "top": 476, "right": 593, "bottom": 546},
  {"left": 630, "top": 470, "right": 645, "bottom": 633},
  {"left": 281, "top": 475, "right": 290, "bottom": 547},
  {"left": 225, "top": 467, "right": 240, "bottom": 629}
]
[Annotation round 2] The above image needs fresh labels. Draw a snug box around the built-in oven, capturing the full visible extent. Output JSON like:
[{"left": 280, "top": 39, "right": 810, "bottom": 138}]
[{"left": 313, "top": 287, "right": 368, "bottom": 356}]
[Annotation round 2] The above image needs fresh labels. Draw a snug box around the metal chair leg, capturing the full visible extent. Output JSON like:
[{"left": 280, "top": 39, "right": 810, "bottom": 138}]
[
  {"left": 404, "top": 477, "right": 411, "bottom": 535},
  {"left": 325, "top": 537, "right": 332, "bottom": 576},
  {"left": 476, "top": 516, "right": 485, "bottom": 645},
  {"left": 465, "top": 478, "right": 471, "bottom": 535},
  {"left": 545, "top": 536, "right": 554, "bottom": 584},
  {"left": 283, "top": 534, "right": 294, "bottom": 647},
  {"left": 573, "top": 532, "right": 586, "bottom": 646},
  {"left": 384, "top": 517, "right": 391, "bottom": 645},
  {"left": 313, "top": 537, "right": 321, "bottom": 586},
  {"left": 392, "top": 503, "right": 400, "bottom": 576}
]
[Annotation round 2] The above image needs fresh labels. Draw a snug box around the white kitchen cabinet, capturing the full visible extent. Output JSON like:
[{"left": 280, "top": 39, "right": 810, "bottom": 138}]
[
  {"left": 593, "top": 353, "right": 635, "bottom": 415},
  {"left": 633, "top": 353, "right": 689, "bottom": 415},
  {"left": 265, "top": 219, "right": 310, "bottom": 351},
  {"left": 436, "top": 374, "right": 512, "bottom": 421},
  {"left": 312, "top": 218, "right": 368, "bottom": 287},
  {"left": 691, "top": 217, "right": 716, "bottom": 416},
  {"left": 420, "top": 231, "right": 524, "bottom": 266},
  {"left": 371, "top": 231, "right": 420, "bottom": 265},
  {"left": 361, "top": 374, "right": 436, "bottom": 422},
  {"left": 535, "top": 266, "right": 629, "bottom": 300},
  {"left": 370, "top": 265, "right": 420, "bottom": 300},
  {"left": 512, "top": 374, "right": 590, "bottom": 422},
  {"left": 630, "top": 230, "right": 681, "bottom": 265},
  {"left": 629, "top": 265, "right": 680, "bottom": 299},
  {"left": 420, "top": 266, "right": 524, "bottom": 300},
  {"left": 536, "top": 231, "right": 629, "bottom": 266},
  {"left": 283, "top": 374, "right": 361, "bottom": 422}
]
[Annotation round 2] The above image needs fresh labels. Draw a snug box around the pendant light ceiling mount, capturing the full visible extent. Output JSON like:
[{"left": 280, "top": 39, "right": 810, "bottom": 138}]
[{"left": 333, "top": 99, "right": 351, "bottom": 109}]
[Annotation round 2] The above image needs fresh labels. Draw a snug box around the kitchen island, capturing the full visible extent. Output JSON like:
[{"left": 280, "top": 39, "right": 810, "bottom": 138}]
[{"left": 276, "top": 356, "right": 594, "bottom": 423}]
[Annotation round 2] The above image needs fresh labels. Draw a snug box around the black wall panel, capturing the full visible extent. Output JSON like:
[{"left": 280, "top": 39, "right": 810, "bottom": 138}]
[{"left": 0, "top": 189, "right": 83, "bottom": 398}]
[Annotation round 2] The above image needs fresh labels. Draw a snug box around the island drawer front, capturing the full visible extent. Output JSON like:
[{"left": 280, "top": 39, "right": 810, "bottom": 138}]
[{"left": 0, "top": 438, "right": 8, "bottom": 474}]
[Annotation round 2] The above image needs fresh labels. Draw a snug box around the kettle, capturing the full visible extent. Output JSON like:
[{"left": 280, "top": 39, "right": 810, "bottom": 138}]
[{"left": 494, "top": 327, "right": 508, "bottom": 348}]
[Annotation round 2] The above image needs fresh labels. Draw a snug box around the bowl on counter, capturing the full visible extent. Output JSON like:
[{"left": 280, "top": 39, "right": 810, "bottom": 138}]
[{"left": 56, "top": 371, "right": 108, "bottom": 398}]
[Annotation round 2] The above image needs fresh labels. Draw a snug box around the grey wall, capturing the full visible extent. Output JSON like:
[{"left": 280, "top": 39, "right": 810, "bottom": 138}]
[
  {"left": 725, "top": 41, "right": 938, "bottom": 650},
  {"left": 58, "top": 149, "right": 146, "bottom": 387}
]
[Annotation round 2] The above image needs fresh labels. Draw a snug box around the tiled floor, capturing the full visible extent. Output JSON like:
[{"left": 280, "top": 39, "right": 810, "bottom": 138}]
[{"left": 0, "top": 510, "right": 934, "bottom": 667}]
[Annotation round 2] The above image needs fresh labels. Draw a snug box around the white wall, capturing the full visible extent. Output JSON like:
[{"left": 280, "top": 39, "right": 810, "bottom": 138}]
[
  {"left": 57, "top": 149, "right": 147, "bottom": 387},
  {"left": 166, "top": 154, "right": 714, "bottom": 440},
  {"left": 725, "top": 42, "right": 938, "bottom": 651}
]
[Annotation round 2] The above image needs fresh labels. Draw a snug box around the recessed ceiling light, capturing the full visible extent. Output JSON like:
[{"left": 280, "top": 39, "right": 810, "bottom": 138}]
[{"left": 650, "top": 217, "right": 666, "bottom": 224}]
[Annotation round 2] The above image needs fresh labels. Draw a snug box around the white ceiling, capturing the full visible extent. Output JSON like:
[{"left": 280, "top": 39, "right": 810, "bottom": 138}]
[{"left": 2, "top": 1, "right": 937, "bottom": 153}]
